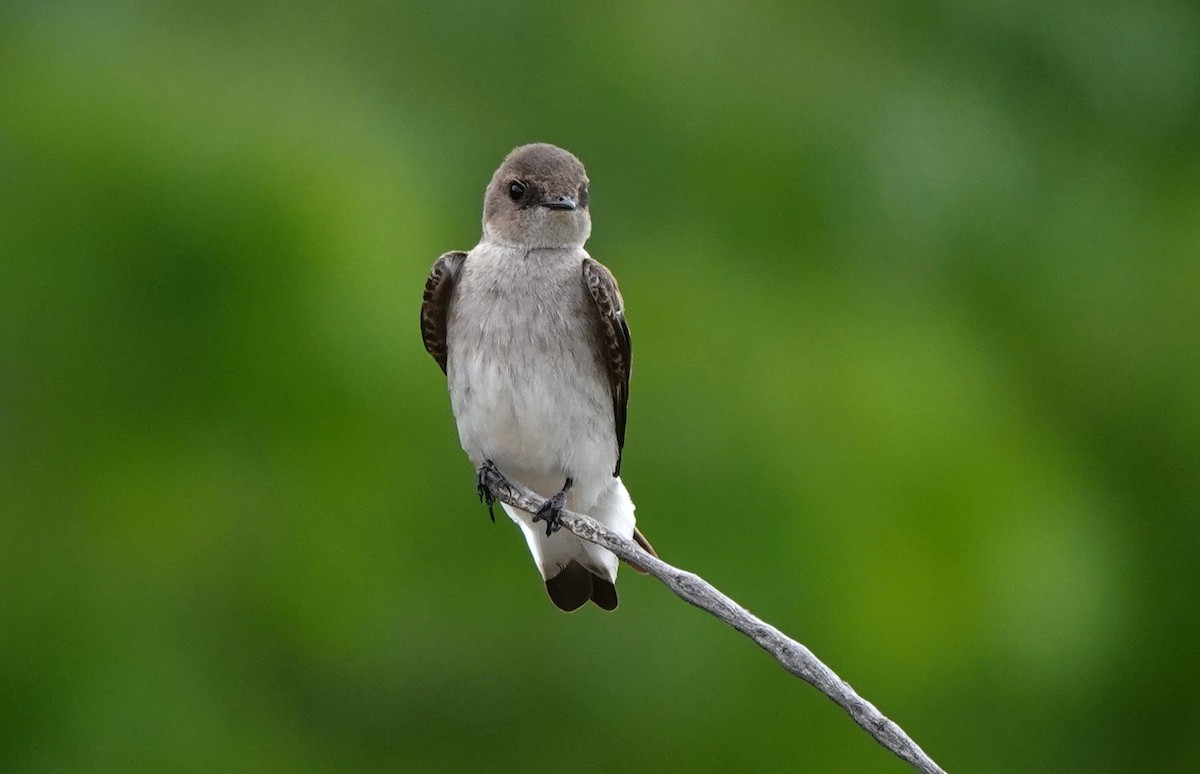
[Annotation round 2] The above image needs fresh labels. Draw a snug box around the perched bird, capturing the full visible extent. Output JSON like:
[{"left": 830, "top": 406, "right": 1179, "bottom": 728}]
[{"left": 420, "top": 143, "right": 655, "bottom": 611}]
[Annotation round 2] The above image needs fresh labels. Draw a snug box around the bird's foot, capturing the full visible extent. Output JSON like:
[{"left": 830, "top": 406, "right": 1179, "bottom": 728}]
[
  {"left": 533, "top": 477, "right": 573, "bottom": 537},
  {"left": 476, "top": 460, "right": 510, "bottom": 524}
]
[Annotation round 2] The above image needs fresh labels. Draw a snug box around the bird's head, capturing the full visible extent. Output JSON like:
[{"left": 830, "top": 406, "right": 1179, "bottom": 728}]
[{"left": 482, "top": 143, "right": 591, "bottom": 249}]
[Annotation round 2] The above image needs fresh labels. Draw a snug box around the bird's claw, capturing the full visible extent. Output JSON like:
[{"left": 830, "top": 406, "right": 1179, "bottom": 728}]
[
  {"left": 532, "top": 490, "right": 567, "bottom": 537},
  {"left": 476, "top": 460, "right": 509, "bottom": 524}
]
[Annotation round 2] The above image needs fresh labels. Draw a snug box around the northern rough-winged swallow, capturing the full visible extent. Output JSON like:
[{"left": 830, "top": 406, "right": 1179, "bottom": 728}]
[{"left": 420, "top": 143, "right": 655, "bottom": 611}]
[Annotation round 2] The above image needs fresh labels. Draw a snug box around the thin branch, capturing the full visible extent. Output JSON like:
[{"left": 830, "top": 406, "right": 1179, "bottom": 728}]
[{"left": 481, "top": 467, "right": 948, "bottom": 774}]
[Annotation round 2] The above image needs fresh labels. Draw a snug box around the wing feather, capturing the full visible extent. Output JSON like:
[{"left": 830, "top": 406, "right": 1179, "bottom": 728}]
[
  {"left": 581, "top": 257, "right": 632, "bottom": 476},
  {"left": 420, "top": 251, "right": 467, "bottom": 374}
]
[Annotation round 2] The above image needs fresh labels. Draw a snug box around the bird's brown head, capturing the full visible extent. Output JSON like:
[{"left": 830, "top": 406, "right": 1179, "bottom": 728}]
[{"left": 482, "top": 143, "right": 591, "bottom": 249}]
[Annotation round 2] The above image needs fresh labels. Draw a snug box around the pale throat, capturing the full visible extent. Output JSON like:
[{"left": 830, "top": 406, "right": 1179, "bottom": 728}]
[{"left": 483, "top": 219, "right": 591, "bottom": 250}]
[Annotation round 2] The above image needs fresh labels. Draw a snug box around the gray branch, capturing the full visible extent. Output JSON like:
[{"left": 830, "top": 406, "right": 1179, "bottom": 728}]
[{"left": 480, "top": 466, "right": 948, "bottom": 774}]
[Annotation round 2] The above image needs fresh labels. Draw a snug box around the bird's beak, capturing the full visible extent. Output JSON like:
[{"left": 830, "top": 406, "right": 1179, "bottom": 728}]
[{"left": 541, "top": 195, "right": 577, "bottom": 211}]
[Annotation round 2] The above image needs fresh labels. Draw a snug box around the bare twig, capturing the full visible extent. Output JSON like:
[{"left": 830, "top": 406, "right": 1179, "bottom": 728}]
[{"left": 481, "top": 466, "right": 948, "bottom": 774}]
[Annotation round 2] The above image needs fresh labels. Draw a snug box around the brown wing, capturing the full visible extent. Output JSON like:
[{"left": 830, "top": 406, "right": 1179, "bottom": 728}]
[
  {"left": 420, "top": 251, "right": 467, "bottom": 374},
  {"left": 581, "top": 257, "right": 632, "bottom": 476}
]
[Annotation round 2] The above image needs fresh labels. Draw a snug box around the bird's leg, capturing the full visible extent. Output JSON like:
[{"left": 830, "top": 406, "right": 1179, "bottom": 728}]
[
  {"left": 476, "top": 459, "right": 511, "bottom": 524},
  {"left": 533, "top": 477, "right": 573, "bottom": 537}
]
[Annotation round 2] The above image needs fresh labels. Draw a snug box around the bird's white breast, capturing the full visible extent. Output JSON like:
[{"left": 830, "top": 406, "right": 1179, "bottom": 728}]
[{"left": 446, "top": 243, "right": 617, "bottom": 511}]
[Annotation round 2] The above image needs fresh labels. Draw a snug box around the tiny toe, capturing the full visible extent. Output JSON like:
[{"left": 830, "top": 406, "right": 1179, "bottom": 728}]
[
  {"left": 476, "top": 460, "right": 506, "bottom": 524},
  {"left": 533, "top": 495, "right": 565, "bottom": 537}
]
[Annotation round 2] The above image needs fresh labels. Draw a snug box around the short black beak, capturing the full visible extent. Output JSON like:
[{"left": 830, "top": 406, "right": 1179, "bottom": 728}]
[{"left": 541, "top": 195, "right": 577, "bottom": 211}]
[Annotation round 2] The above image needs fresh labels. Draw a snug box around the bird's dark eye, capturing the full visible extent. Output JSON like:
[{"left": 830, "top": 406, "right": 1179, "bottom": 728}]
[
  {"left": 507, "top": 181, "right": 526, "bottom": 201},
  {"left": 578, "top": 184, "right": 589, "bottom": 208}
]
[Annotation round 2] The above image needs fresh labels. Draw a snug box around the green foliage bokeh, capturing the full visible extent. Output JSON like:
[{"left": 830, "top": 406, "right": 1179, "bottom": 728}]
[{"left": 3, "top": 2, "right": 1198, "bottom": 772}]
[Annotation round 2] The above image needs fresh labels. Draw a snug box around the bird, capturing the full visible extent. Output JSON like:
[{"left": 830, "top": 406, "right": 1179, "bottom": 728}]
[{"left": 420, "top": 142, "right": 655, "bottom": 611}]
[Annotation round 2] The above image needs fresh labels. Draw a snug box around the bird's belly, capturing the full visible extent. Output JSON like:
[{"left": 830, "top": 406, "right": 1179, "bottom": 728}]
[{"left": 449, "top": 326, "right": 615, "bottom": 507}]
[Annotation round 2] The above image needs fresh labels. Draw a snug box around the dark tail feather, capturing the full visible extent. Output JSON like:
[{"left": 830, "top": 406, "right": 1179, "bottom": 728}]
[
  {"left": 589, "top": 575, "right": 618, "bottom": 611},
  {"left": 545, "top": 561, "right": 591, "bottom": 611},
  {"left": 544, "top": 561, "right": 619, "bottom": 612}
]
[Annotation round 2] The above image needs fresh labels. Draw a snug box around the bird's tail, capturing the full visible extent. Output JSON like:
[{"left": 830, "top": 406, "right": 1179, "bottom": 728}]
[
  {"left": 544, "top": 560, "right": 618, "bottom": 611},
  {"left": 502, "top": 477, "right": 647, "bottom": 612}
]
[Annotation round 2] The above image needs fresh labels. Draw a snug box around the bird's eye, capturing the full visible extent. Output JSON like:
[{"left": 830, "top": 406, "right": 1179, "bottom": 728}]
[
  {"left": 507, "top": 181, "right": 526, "bottom": 201},
  {"left": 578, "top": 184, "right": 589, "bottom": 208}
]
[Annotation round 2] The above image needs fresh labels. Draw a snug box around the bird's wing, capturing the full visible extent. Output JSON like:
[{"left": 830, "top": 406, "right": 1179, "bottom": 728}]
[
  {"left": 581, "top": 257, "right": 632, "bottom": 476},
  {"left": 420, "top": 251, "right": 467, "bottom": 375}
]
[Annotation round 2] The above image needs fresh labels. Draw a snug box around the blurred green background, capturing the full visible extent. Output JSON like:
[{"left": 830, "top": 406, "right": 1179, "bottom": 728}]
[{"left": 3, "top": 1, "right": 1198, "bottom": 772}]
